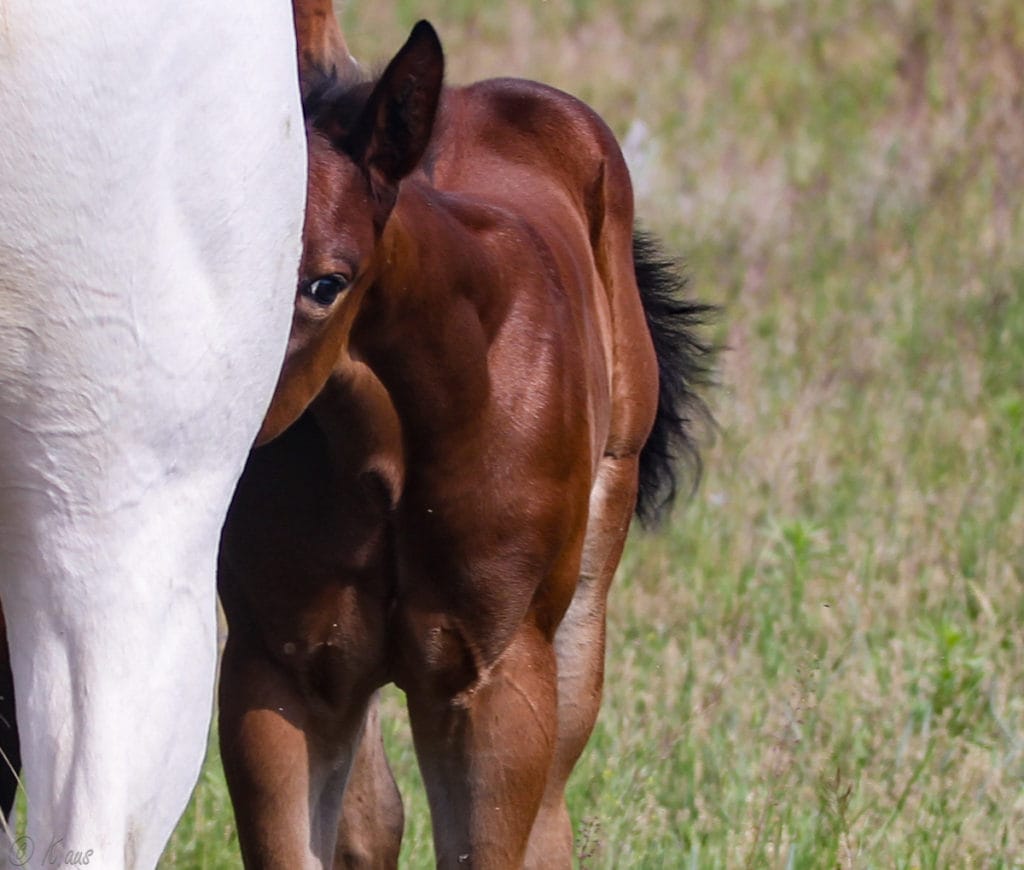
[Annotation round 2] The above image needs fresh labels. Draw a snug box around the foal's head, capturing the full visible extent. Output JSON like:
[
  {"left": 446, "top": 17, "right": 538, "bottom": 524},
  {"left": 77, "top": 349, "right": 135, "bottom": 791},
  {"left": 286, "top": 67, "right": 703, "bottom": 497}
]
[{"left": 258, "top": 21, "right": 444, "bottom": 443}]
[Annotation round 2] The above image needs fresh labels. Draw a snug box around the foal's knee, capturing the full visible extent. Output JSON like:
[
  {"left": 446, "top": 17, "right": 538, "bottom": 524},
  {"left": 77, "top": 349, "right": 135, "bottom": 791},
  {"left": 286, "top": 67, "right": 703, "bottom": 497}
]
[{"left": 392, "top": 612, "right": 483, "bottom": 703}]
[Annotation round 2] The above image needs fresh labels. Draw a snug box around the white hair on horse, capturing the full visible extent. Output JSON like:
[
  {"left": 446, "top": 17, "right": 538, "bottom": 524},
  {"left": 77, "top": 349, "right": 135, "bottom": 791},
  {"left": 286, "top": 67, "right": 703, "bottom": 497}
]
[{"left": 0, "top": 2, "right": 305, "bottom": 866}]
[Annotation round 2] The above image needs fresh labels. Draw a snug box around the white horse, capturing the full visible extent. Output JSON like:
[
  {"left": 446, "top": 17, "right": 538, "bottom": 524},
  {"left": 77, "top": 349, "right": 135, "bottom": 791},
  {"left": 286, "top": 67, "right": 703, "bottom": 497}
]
[{"left": 0, "top": 2, "right": 305, "bottom": 867}]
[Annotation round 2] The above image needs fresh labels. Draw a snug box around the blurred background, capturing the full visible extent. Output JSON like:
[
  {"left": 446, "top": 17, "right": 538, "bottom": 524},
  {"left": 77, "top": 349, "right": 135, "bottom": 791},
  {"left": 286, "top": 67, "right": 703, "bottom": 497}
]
[{"left": 163, "top": 2, "right": 1023, "bottom": 865}]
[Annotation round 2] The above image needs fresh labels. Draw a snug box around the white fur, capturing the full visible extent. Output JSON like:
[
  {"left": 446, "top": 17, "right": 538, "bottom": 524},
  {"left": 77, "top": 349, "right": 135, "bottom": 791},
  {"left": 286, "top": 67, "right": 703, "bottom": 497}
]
[{"left": 0, "top": 2, "right": 305, "bottom": 866}]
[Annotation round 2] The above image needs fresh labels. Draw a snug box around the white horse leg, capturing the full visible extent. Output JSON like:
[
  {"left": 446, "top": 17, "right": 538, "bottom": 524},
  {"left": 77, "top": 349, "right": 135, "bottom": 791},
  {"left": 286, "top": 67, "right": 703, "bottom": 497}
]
[
  {"left": 0, "top": 499, "right": 223, "bottom": 868},
  {"left": 0, "top": 1, "right": 305, "bottom": 865}
]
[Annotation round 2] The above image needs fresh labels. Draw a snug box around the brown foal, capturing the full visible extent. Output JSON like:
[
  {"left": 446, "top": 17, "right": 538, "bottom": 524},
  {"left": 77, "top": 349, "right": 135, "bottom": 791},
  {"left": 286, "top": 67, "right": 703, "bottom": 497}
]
[{"left": 218, "top": 20, "right": 713, "bottom": 870}]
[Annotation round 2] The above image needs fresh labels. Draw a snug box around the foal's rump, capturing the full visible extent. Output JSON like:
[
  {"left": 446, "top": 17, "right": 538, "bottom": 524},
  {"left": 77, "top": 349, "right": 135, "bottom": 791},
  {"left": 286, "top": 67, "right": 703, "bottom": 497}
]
[
  {"left": 437, "top": 76, "right": 713, "bottom": 521},
  {"left": 436, "top": 76, "right": 635, "bottom": 229},
  {"left": 427, "top": 75, "right": 658, "bottom": 476}
]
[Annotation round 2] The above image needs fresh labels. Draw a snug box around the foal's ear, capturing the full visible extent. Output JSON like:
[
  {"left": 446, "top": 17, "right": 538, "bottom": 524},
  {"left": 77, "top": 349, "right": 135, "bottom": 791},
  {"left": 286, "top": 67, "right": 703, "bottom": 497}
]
[{"left": 347, "top": 21, "right": 444, "bottom": 214}]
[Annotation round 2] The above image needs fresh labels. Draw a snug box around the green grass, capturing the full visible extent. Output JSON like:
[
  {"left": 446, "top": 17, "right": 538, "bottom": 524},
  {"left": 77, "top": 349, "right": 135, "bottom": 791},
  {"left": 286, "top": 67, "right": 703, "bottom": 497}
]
[{"left": 161, "top": 1, "right": 1024, "bottom": 866}]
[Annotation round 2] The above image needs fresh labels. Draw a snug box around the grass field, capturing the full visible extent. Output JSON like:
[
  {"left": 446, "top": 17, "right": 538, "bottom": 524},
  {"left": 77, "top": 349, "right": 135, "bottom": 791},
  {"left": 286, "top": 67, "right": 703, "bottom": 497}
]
[{"left": 160, "top": 1, "right": 1024, "bottom": 866}]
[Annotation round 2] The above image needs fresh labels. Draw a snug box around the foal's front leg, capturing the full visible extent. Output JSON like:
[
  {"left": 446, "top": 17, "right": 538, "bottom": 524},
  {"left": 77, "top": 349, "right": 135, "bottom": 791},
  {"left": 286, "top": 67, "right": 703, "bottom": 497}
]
[
  {"left": 403, "top": 620, "right": 559, "bottom": 869},
  {"left": 219, "top": 633, "right": 390, "bottom": 869},
  {"left": 219, "top": 632, "right": 345, "bottom": 868}
]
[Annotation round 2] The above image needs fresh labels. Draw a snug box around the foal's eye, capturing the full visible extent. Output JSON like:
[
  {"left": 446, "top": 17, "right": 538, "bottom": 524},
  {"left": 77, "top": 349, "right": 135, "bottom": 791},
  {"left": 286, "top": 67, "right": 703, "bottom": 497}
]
[{"left": 303, "top": 274, "right": 350, "bottom": 306}]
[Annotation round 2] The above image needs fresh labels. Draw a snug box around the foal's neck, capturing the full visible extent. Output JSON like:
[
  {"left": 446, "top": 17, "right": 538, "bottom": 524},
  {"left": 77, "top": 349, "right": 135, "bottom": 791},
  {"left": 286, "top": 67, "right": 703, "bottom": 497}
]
[{"left": 350, "top": 180, "right": 505, "bottom": 444}]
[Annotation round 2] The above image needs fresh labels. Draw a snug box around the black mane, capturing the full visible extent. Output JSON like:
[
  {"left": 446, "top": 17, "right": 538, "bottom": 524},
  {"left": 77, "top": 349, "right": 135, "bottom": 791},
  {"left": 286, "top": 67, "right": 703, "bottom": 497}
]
[{"left": 302, "top": 64, "right": 374, "bottom": 135}]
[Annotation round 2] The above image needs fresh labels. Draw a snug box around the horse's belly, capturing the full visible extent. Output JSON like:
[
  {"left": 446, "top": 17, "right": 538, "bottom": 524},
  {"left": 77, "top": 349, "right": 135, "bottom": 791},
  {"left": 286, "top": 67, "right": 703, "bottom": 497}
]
[{"left": 0, "top": 0, "right": 305, "bottom": 568}]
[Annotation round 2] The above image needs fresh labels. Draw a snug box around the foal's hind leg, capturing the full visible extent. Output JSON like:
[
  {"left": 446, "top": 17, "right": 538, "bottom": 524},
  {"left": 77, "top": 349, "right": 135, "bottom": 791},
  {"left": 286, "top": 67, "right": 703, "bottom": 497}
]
[
  {"left": 333, "top": 694, "right": 403, "bottom": 869},
  {"left": 524, "top": 457, "right": 640, "bottom": 867}
]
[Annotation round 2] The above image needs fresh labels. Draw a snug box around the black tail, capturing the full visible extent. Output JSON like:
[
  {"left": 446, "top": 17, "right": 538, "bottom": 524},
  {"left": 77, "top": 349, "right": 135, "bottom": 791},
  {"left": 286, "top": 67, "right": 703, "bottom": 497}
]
[{"left": 634, "top": 229, "right": 717, "bottom": 528}]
